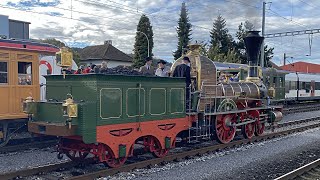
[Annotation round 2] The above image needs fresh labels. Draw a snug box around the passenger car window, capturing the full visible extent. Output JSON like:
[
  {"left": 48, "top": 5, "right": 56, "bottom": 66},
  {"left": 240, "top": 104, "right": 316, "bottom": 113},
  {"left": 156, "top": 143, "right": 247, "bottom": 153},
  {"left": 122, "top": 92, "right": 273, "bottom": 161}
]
[
  {"left": 0, "top": 61, "right": 8, "bottom": 84},
  {"left": 18, "top": 62, "right": 32, "bottom": 85}
]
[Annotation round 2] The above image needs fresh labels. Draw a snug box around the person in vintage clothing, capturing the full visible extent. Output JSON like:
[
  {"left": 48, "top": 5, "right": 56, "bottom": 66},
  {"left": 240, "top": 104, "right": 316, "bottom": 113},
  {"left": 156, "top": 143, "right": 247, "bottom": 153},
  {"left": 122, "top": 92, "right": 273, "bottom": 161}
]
[
  {"left": 173, "top": 56, "right": 191, "bottom": 86},
  {"left": 173, "top": 56, "right": 191, "bottom": 109},
  {"left": 139, "top": 57, "right": 155, "bottom": 75},
  {"left": 155, "top": 60, "right": 170, "bottom": 77}
]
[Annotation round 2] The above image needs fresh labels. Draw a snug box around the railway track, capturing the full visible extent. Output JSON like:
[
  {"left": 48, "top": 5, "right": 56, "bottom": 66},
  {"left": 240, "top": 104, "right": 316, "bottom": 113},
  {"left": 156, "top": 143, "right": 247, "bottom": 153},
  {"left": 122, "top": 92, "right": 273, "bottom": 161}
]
[
  {"left": 283, "top": 103, "right": 320, "bottom": 115},
  {"left": 1, "top": 117, "right": 319, "bottom": 180},
  {"left": 0, "top": 139, "right": 57, "bottom": 154},
  {"left": 274, "top": 159, "right": 320, "bottom": 180},
  {"left": 0, "top": 102, "right": 317, "bottom": 153}
]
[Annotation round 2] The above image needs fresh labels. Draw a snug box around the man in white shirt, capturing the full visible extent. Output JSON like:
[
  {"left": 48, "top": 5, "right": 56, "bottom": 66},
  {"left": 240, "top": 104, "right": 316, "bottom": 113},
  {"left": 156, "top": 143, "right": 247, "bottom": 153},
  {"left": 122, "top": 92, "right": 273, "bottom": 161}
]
[{"left": 155, "top": 60, "right": 170, "bottom": 77}]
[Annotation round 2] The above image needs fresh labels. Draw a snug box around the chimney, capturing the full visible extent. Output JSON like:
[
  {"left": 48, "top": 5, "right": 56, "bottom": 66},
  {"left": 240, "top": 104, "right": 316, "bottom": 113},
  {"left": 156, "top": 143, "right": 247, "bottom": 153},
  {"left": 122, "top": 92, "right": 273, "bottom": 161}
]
[
  {"left": 244, "top": 31, "right": 264, "bottom": 81},
  {"left": 104, "top": 40, "right": 112, "bottom": 45}
]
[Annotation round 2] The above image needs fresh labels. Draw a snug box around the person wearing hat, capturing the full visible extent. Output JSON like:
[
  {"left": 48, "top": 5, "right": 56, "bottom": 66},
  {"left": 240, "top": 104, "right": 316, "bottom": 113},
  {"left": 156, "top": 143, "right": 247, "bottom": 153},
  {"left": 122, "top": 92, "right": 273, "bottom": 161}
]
[
  {"left": 173, "top": 56, "right": 191, "bottom": 85},
  {"left": 155, "top": 60, "right": 170, "bottom": 77},
  {"left": 139, "top": 57, "right": 155, "bottom": 75},
  {"left": 173, "top": 56, "right": 191, "bottom": 109}
]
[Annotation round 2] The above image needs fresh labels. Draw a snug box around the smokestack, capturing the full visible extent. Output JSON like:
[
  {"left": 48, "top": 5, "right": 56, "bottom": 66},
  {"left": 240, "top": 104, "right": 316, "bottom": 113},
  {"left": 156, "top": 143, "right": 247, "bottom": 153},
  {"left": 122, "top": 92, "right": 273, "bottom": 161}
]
[{"left": 244, "top": 31, "right": 264, "bottom": 80}]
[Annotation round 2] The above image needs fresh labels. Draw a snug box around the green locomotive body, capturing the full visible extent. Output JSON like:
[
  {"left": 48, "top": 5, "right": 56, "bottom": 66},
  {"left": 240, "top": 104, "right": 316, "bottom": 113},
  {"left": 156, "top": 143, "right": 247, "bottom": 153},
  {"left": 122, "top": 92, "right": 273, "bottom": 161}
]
[{"left": 29, "top": 74, "right": 187, "bottom": 143}]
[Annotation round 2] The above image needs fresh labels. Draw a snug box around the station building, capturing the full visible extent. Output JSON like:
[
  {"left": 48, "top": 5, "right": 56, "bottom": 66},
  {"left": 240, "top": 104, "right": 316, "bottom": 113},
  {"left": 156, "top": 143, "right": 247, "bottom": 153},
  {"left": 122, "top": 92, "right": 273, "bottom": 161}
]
[
  {"left": 0, "top": 14, "right": 30, "bottom": 39},
  {"left": 79, "top": 40, "right": 133, "bottom": 68},
  {"left": 280, "top": 61, "right": 320, "bottom": 73}
]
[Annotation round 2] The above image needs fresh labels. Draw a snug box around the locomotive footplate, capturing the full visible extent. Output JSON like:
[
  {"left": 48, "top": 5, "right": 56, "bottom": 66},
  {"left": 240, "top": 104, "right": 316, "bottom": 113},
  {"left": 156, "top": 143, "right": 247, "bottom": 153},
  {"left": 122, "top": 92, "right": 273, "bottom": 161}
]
[{"left": 28, "top": 121, "right": 76, "bottom": 136}]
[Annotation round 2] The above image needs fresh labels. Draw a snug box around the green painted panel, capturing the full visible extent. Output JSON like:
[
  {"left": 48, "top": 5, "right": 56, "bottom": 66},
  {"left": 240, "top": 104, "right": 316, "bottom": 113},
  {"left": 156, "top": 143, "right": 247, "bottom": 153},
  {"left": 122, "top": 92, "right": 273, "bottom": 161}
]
[
  {"left": 126, "top": 88, "right": 145, "bottom": 117},
  {"left": 34, "top": 102, "right": 67, "bottom": 124},
  {"left": 78, "top": 103, "right": 97, "bottom": 144},
  {"left": 170, "top": 88, "right": 185, "bottom": 114},
  {"left": 46, "top": 85, "right": 71, "bottom": 100},
  {"left": 100, "top": 88, "right": 122, "bottom": 119},
  {"left": 149, "top": 88, "right": 166, "bottom": 115}
]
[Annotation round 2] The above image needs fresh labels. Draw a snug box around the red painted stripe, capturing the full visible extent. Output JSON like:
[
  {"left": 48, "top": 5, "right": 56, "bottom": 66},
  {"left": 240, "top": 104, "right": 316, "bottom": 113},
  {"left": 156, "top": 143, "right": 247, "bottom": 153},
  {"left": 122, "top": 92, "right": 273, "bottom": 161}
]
[{"left": 0, "top": 42, "right": 59, "bottom": 53}]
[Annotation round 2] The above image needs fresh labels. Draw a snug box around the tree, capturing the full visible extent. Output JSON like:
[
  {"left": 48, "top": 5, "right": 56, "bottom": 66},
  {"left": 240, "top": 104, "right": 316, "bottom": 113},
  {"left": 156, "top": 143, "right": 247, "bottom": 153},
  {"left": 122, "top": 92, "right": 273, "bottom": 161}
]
[
  {"left": 199, "top": 41, "right": 209, "bottom": 57},
  {"left": 264, "top": 45, "right": 274, "bottom": 67},
  {"left": 133, "top": 14, "right": 154, "bottom": 68},
  {"left": 209, "top": 15, "right": 233, "bottom": 59},
  {"left": 173, "top": 2, "right": 192, "bottom": 60},
  {"left": 235, "top": 21, "right": 274, "bottom": 67},
  {"left": 39, "top": 38, "right": 81, "bottom": 65},
  {"left": 208, "top": 44, "right": 225, "bottom": 61}
]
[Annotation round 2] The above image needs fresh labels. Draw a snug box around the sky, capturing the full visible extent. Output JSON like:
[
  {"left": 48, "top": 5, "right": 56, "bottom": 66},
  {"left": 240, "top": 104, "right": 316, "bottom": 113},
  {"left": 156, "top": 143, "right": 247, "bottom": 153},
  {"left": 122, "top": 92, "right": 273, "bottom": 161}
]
[{"left": 0, "top": 0, "right": 319, "bottom": 65}]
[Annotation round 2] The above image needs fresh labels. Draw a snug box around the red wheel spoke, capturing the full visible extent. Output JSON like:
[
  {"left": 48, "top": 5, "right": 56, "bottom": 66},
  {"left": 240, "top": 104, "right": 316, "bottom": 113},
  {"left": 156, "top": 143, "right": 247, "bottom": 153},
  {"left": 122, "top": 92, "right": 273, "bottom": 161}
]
[{"left": 214, "top": 114, "right": 236, "bottom": 144}]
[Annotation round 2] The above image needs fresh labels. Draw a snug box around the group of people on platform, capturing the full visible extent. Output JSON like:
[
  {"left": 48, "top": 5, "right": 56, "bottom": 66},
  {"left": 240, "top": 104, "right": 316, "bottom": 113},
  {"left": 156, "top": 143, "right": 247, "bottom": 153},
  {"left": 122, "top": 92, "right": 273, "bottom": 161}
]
[
  {"left": 64, "top": 61, "right": 108, "bottom": 74},
  {"left": 139, "top": 56, "right": 190, "bottom": 80},
  {"left": 67, "top": 56, "right": 191, "bottom": 84},
  {"left": 139, "top": 56, "right": 192, "bottom": 109}
]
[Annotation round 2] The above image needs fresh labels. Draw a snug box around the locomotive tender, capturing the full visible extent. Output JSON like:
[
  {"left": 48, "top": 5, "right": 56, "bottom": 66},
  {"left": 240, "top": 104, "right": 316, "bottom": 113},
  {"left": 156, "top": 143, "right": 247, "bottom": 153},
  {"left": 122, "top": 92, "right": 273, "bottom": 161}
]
[{"left": 24, "top": 31, "right": 283, "bottom": 167}]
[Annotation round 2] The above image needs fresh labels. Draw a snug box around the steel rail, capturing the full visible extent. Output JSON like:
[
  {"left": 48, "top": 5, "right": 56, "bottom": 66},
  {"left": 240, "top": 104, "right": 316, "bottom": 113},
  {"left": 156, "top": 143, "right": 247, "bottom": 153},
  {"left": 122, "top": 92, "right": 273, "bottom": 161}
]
[
  {"left": 274, "top": 159, "right": 320, "bottom": 180},
  {"left": 277, "top": 116, "right": 320, "bottom": 128},
  {"left": 0, "top": 159, "right": 94, "bottom": 180},
  {"left": 283, "top": 104, "right": 320, "bottom": 115},
  {"left": 0, "top": 140, "right": 57, "bottom": 153},
  {"left": 1, "top": 119, "right": 319, "bottom": 180},
  {"left": 69, "top": 123, "right": 320, "bottom": 180}
]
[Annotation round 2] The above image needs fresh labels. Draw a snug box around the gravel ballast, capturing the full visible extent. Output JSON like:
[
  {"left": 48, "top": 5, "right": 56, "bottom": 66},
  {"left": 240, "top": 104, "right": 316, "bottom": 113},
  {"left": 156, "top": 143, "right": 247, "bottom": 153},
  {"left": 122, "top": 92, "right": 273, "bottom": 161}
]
[
  {"left": 0, "top": 147, "right": 68, "bottom": 173},
  {"left": 105, "top": 127, "right": 320, "bottom": 180},
  {"left": 1, "top": 111, "right": 319, "bottom": 178}
]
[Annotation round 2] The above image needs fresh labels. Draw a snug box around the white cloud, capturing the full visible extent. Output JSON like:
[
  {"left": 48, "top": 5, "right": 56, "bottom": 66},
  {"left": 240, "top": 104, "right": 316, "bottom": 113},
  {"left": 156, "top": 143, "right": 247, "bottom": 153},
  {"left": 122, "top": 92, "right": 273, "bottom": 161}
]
[{"left": 0, "top": 0, "right": 319, "bottom": 64}]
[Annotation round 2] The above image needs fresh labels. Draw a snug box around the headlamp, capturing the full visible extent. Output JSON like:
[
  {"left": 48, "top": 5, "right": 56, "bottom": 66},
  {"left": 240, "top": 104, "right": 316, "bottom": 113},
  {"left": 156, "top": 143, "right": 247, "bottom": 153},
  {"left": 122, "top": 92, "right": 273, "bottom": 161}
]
[{"left": 62, "top": 95, "right": 78, "bottom": 118}]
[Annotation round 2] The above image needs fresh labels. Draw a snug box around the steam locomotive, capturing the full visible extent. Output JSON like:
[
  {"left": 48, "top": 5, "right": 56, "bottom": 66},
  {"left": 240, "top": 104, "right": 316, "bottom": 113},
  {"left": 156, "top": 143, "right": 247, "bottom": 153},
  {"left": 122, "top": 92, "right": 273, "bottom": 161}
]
[{"left": 23, "top": 31, "right": 282, "bottom": 167}]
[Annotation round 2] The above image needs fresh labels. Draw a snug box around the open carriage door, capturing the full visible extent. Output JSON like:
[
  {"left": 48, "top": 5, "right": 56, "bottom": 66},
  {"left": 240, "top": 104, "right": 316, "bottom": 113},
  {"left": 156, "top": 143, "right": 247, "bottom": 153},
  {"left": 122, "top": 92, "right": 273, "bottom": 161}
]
[{"left": 311, "top": 80, "right": 315, "bottom": 97}]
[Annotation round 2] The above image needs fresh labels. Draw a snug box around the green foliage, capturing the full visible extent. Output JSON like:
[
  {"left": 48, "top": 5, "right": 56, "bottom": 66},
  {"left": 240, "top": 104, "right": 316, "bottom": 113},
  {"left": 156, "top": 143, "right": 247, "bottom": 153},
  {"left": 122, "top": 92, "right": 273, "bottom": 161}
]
[
  {"left": 235, "top": 21, "right": 274, "bottom": 67},
  {"left": 173, "top": 2, "right": 192, "bottom": 60},
  {"left": 208, "top": 44, "right": 224, "bottom": 61},
  {"left": 198, "top": 41, "right": 209, "bottom": 57},
  {"left": 208, "top": 45, "right": 239, "bottom": 63},
  {"left": 133, "top": 14, "right": 154, "bottom": 68},
  {"left": 209, "top": 15, "right": 234, "bottom": 57},
  {"left": 39, "top": 38, "right": 81, "bottom": 65},
  {"left": 264, "top": 45, "right": 274, "bottom": 67},
  {"left": 40, "top": 38, "right": 65, "bottom": 47}
]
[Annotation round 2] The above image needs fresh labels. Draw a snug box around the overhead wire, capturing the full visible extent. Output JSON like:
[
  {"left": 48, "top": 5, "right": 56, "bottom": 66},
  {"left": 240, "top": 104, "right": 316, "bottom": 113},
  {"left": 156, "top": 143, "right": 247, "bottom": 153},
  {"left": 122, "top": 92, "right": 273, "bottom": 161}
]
[
  {"left": 297, "top": 0, "right": 319, "bottom": 9},
  {"left": 267, "top": 9, "right": 310, "bottom": 29},
  {"left": 73, "top": 0, "right": 212, "bottom": 31},
  {"left": 1, "top": 0, "right": 318, "bottom": 59}
]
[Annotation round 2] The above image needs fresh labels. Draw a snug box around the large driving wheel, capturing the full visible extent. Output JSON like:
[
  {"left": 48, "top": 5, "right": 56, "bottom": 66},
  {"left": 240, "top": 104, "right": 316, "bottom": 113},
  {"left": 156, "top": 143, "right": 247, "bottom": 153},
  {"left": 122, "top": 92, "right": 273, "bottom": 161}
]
[
  {"left": 148, "top": 136, "right": 169, "bottom": 158},
  {"left": 242, "top": 110, "right": 260, "bottom": 139},
  {"left": 241, "top": 122, "right": 255, "bottom": 139},
  {"left": 213, "top": 114, "right": 236, "bottom": 144},
  {"left": 102, "top": 145, "right": 127, "bottom": 168},
  {"left": 254, "top": 120, "right": 265, "bottom": 136}
]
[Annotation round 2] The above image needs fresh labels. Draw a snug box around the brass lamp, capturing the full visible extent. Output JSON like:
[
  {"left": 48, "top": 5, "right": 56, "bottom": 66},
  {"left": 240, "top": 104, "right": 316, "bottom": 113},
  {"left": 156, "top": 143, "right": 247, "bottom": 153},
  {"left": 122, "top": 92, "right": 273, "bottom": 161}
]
[
  {"left": 62, "top": 96, "right": 78, "bottom": 118},
  {"left": 62, "top": 95, "right": 78, "bottom": 129},
  {"left": 23, "top": 96, "right": 35, "bottom": 114}
]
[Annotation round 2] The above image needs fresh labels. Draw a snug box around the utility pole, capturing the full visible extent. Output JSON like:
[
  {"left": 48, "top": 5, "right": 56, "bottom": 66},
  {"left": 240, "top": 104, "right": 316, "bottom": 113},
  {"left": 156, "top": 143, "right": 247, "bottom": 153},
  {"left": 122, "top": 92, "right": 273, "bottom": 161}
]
[
  {"left": 283, "top": 53, "right": 294, "bottom": 67},
  {"left": 260, "top": 1, "right": 266, "bottom": 68}
]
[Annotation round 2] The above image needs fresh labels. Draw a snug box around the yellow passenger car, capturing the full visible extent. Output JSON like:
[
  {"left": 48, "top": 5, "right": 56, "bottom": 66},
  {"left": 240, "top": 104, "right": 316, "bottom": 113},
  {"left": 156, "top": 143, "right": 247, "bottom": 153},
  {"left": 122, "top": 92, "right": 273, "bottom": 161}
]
[{"left": 0, "top": 39, "right": 59, "bottom": 145}]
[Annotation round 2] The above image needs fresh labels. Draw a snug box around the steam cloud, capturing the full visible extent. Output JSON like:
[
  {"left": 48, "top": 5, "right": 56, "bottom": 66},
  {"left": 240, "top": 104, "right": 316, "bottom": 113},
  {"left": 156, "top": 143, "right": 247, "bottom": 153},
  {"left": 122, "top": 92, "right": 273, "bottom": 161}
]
[{"left": 241, "top": 0, "right": 262, "bottom": 31}]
